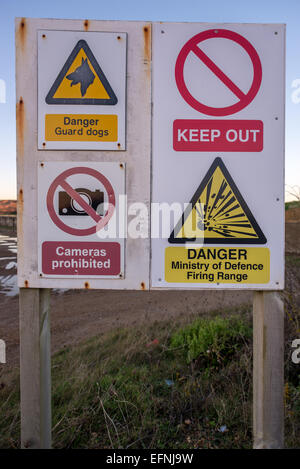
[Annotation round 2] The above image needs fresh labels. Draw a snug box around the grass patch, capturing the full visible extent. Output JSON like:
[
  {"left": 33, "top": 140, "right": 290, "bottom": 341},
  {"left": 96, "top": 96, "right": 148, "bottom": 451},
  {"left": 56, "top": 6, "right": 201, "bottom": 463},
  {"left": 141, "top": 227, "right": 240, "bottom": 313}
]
[
  {"left": 0, "top": 307, "right": 299, "bottom": 449},
  {"left": 285, "top": 200, "right": 300, "bottom": 211},
  {"left": 286, "top": 255, "right": 300, "bottom": 267},
  {"left": 170, "top": 316, "right": 251, "bottom": 367}
]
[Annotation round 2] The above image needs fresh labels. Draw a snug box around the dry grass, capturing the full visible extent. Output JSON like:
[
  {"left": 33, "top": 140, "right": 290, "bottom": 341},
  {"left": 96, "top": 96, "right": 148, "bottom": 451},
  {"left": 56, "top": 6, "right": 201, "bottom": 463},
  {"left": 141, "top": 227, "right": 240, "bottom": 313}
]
[{"left": 0, "top": 302, "right": 299, "bottom": 449}]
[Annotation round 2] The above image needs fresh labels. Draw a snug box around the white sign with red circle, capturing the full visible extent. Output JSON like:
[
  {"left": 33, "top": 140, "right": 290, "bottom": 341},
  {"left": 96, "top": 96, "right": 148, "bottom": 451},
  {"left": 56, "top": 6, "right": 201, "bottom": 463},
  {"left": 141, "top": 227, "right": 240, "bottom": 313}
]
[
  {"left": 151, "top": 22, "right": 285, "bottom": 290},
  {"left": 38, "top": 162, "right": 125, "bottom": 278},
  {"left": 46, "top": 166, "right": 116, "bottom": 236},
  {"left": 175, "top": 28, "right": 262, "bottom": 117},
  {"left": 171, "top": 27, "right": 265, "bottom": 153}
]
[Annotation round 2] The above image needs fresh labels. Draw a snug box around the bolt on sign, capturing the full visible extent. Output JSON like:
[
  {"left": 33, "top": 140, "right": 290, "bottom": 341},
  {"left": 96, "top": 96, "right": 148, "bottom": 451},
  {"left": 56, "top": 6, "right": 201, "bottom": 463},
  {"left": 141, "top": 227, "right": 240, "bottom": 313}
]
[
  {"left": 38, "top": 30, "right": 126, "bottom": 150},
  {"left": 16, "top": 18, "right": 151, "bottom": 290},
  {"left": 151, "top": 23, "right": 285, "bottom": 289}
]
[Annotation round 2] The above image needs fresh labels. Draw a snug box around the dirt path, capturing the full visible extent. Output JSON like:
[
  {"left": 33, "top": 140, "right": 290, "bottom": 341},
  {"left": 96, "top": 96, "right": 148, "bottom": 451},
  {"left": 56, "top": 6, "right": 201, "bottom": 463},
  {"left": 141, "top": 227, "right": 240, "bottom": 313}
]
[
  {"left": 1, "top": 222, "right": 300, "bottom": 369},
  {"left": 0, "top": 234, "right": 255, "bottom": 368}
]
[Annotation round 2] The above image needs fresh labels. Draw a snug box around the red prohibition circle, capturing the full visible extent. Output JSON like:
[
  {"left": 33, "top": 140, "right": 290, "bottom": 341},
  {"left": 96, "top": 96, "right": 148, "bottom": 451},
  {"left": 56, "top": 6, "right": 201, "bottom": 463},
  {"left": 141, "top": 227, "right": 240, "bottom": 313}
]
[
  {"left": 47, "top": 167, "right": 115, "bottom": 236},
  {"left": 175, "top": 29, "right": 262, "bottom": 116}
]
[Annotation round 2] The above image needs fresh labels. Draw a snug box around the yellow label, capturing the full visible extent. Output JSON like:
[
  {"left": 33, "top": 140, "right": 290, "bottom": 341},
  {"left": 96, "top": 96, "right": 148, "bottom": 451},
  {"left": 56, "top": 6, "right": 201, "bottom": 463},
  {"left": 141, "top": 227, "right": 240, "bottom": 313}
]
[
  {"left": 45, "top": 114, "right": 117, "bottom": 141},
  {"left": 165, "top": 247, "right": 270, "bottom": 284}
]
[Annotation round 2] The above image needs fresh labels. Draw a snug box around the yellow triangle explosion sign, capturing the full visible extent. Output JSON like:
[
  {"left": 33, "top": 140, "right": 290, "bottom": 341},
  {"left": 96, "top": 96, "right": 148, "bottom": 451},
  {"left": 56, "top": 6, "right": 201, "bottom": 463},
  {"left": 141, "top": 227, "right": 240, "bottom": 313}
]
[
  {"left": 46, "top": 40, "right": 117, "bottom": 105},
  {"left": 169, "top": 158, "right": 267, "bottom": 245}
]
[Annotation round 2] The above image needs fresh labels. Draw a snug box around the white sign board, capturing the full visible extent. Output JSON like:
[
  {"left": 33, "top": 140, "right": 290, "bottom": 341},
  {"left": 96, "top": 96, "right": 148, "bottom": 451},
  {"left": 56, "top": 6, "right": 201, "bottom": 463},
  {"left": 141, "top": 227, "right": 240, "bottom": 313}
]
[
  {"left": 151, "top": 23, "right": 285, "bottom": 289},
  {"left": 16, "top": 18, "right": 151, "bottom": 290},
  {"left": 38, "top": 30, "right": 127, "bottom": 151}
]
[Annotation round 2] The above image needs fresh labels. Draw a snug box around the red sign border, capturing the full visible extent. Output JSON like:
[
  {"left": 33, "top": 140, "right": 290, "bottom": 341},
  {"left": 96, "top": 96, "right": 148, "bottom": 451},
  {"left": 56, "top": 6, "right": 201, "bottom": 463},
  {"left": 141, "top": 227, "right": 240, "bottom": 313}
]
[
  {"left": 47, "top": 166, "right": 115, "bottom": 236},
  {"left": 175, "top": 29, "right": 262, "bottom": 116}
]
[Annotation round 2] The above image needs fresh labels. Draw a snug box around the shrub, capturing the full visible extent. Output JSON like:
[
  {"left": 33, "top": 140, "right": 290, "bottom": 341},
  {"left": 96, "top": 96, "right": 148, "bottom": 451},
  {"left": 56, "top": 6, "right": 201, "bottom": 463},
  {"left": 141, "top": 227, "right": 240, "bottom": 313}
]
[{"left": 170, "top": 316, "right": 252, "bottom": 367}]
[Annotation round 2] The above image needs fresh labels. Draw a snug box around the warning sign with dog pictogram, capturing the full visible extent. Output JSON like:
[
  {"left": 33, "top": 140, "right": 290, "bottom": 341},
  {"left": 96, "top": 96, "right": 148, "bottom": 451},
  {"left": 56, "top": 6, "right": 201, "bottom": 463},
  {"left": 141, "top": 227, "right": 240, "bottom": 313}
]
[
  {"left": 38, "top": 31, "right": 126, "bottom": 150},
  {"left": 46, "top": 40, "right": 118, "bottom": 105},
  {"left": 169, "top": 158, "right": 266, "bottom": 245}
]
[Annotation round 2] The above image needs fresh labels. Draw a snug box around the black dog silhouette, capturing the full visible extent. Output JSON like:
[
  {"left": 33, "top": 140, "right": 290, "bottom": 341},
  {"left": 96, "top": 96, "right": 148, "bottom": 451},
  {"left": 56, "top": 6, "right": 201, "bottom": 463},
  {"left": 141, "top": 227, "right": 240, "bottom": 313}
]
[{"left": 66, "top": 58, "right": 95, "bottom": 97}]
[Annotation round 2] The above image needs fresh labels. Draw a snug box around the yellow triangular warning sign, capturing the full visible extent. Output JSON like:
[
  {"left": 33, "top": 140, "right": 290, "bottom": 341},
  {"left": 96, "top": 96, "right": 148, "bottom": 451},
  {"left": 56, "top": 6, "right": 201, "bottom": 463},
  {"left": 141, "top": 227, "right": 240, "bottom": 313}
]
[
  {"left": 46, "top": 40, "right": 117, "bottom": 105},
  {"left": 169, "top": 158, "right": 266, "bottom": 244}
]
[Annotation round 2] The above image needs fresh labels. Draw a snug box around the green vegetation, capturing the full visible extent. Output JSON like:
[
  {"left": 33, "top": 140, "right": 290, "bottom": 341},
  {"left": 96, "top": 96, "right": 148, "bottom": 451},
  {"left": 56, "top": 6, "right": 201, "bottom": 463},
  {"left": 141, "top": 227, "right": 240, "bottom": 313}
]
[
  {"left": 170, "top": 316, "right": 252, "bottom": 366},
  {"left": 286, "top": 255, "right": 300, "bottom": 267},
  {"left": 285, "top": 200, "right": 300, "bottom": 211},
  {"left": 0, "top": 307, "right": 299, "bottom": 449}
]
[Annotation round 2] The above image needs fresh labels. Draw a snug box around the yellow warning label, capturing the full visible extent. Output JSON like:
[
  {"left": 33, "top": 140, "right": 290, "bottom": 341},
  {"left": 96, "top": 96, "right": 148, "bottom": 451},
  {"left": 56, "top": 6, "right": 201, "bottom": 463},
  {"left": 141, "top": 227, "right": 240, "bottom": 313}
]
[
  {"left": 165, "top": 247, "right": 270, "bottom": 284},
  {"left": 45, "top": 114, "right": 118, "bottom": 141},
  {"left": 46, "top": 40, "right": 117, "bottom": 105},
  {"left": 169, "top": 157, "right": 266, "bottom": 245}
]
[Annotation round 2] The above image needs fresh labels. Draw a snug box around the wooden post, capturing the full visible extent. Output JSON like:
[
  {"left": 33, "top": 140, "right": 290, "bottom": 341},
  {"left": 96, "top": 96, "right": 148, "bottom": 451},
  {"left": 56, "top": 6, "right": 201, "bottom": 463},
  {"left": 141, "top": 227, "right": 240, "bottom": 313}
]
[
  {"left": 253, "top": 291, "right": 284, "bottom": 449},
  {"left": 19, "top": 288, "right": 51, "bottom": 449}
]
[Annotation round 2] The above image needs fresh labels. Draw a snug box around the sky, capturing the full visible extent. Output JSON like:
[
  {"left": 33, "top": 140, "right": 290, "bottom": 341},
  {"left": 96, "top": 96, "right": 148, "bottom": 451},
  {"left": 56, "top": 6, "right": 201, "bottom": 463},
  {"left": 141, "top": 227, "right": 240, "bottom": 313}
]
[{"left": 0, "top": 0, "right": 299, "bottom": 200}]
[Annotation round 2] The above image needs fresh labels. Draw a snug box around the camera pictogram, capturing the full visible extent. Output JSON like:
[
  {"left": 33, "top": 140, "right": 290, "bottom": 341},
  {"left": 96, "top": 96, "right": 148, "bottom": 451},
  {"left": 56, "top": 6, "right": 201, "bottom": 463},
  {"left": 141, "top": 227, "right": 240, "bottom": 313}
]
[{"left": 59, "top": 188, "right": 104, "bottom": 216}]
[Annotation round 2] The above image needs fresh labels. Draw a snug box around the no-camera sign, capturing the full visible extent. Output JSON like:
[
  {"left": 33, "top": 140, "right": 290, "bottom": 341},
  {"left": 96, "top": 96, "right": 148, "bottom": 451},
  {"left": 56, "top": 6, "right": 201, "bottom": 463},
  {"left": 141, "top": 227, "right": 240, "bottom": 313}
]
[
  {"left": 46, "top": 166, "right": 116, "bottom": 236},
  {"left": 38, "top": 162, "right": 125, "bottom": 279}
]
